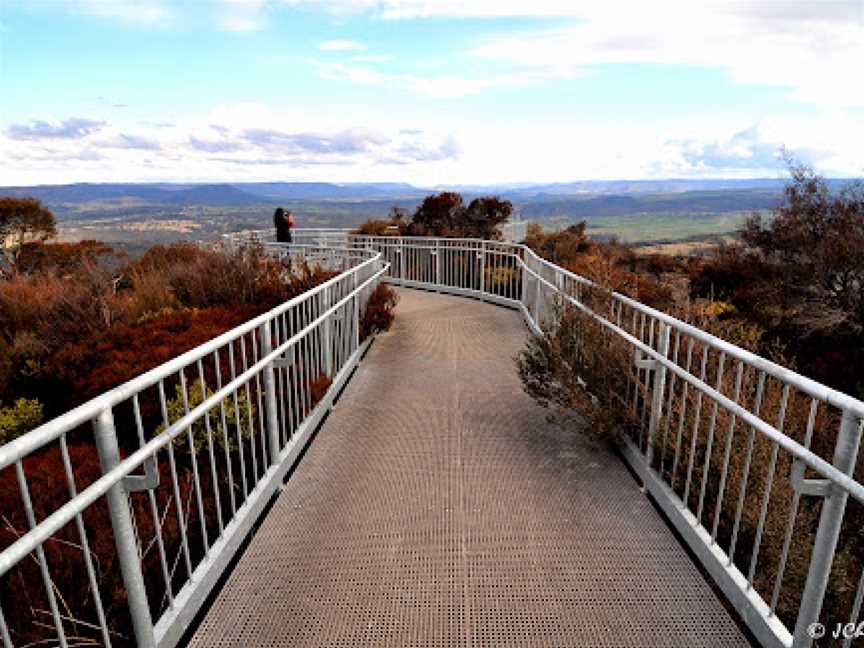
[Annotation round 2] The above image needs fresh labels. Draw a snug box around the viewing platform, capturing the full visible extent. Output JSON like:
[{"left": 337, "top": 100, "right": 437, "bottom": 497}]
[
  {"left": 3, "top": 233, "right": 862, "bottom": 648},
  {"left": 190, "top": 289, "right": 748, "bottom": 647}
]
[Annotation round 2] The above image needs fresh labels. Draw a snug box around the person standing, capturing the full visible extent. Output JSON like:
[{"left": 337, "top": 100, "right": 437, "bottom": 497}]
[{"left": 274, "top": 207, "right": 294, "bottom": 243}]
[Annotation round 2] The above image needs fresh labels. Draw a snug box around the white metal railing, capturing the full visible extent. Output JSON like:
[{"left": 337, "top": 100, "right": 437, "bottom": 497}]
[
  {"left": 0, "top": 244, "right": 387, "bottom": 648},
  {"left": 3, "top": 232, "right": 863, "bottom": 648},
  {"left": 348, "top": 234, "right": 864, "bottom": 648}
]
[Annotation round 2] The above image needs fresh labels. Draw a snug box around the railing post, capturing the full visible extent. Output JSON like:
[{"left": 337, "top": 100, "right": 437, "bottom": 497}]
[
  {"left": 479, "top": 241, "right": 486, "bottom": 296},
  {"left": 260, "top": 320, "right": 281, "bottom": 464},
  {"left": 398, "top": 238, "right": 404, "bottom": 282},
  {"left": 533, "top": 276, "right": 542, "bottom": 330},
  {"left": 645, "top": 322, "right": 671, "bottom": 466},
  {"left": 353, "top": 272, "right": 360, "bottom": 349},
  {"left": 792, "top": 409, "right": 863, "bottom": 647},
  {"left": 92, "top": 408, "right": 156, "bottom": 648},
  {"left": 322, "top": 286, "right": 333, "bottom": 376},
  {"left": 434, "top": 240, "right": 440, "bottom": 286},
  {"left": 520, "top": 253, "right": 528, "bottom": 309}
]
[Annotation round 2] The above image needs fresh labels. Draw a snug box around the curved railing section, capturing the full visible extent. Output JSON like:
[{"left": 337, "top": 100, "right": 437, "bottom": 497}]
[
  {"left": 0, "top": 244, "right": 387, "bottom": 648},
  {"left": 348, "top": 233, "right": 864, "bottom": 648}
]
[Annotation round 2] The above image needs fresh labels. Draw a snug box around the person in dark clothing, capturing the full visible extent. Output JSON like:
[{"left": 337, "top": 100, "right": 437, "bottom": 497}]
[{"left": 274, "top": 207, "right": 293, "bottom": 243}]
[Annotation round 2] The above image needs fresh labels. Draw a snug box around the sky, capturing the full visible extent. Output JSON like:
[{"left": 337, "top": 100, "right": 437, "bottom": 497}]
[{"left": 0, "top": 0, "right": 862, "bottom": 186}]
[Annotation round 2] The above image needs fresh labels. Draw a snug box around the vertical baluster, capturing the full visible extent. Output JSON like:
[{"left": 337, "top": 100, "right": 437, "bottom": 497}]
[
  {"left": 58, "top": 432, "right": 113, "bottom": 645},
  {"left": 15, "top": 461, "right": 69, "bottom": 648},
  {"left": 659, "top": 330, "right": 682, "bottom": 476},
  {"left": 728, "top": 370, "right": 766, "bottom": 563},
  {"left": 226, "top": 343, "right": 249, "bottom": 499},
  {"left": 92, "top": 409, "right": 155, "bottom": 647},
  {"left": 683, "top": 345, "right": 711, "bottom": 506},
  {"left": 710, "top": 360, "right": 745, "bottom": 542},
  {"left": 748, "top": 383, "right": 790, "bottom": 589},
  {"left": 213, "top": 350, "right": 237, "bottom": 516},
  {"left": 239, "top": 336, "right": 259, "bottom": 482},
  {"left": 671, "top": 337, "right": 695, "bottom": 490},
  {"left": 696, "top": 351, "right": 727, "bottom": 523},
  {"left": 158, "top": 380, "right": 195, "bottom": 575},
  {"left": 251, "top": 330, "right": 269, "bottom": 469},
  {"left": 770, "top": 397, "right": 820, "bottom": 614},
  {"left": 131, "top": 397, "right": 174, "bottom": 610},
  {"left": 645, "top": 322, "right": 671, "bottom": 467},
  {"left": 179, "top": 369, "right": 209, "bottom": 553}
]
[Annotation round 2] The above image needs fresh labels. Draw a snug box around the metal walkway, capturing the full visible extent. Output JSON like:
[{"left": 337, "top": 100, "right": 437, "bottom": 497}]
[{"left": 190, "top": 288, "right": 749, "bottom": 647}]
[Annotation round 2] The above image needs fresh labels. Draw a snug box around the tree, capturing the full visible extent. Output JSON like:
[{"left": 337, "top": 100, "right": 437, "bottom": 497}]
[
  {"left": 741, "top": 162, "right": 864, "bottom": 334},
  {"left": 410, "top": 191, "right": 465, "bottom": 236},
  {"left": 0, "top": 198, "right": 57, "bottom": 276},
  {"left": 462, "top": 196, "right": 513, "bottom": 240}
]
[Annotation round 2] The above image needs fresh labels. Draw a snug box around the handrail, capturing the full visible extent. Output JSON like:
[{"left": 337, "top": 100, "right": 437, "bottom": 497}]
[
  {"left": 0, "top": 241, "right": 388, "bottom": 648},
  {"left": 343, "top": 232, "right": 864, "bottom": 648}
]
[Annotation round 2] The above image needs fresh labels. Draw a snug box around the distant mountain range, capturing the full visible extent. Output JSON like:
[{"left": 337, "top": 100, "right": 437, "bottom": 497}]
[{"left": 0, "top": 178, "right": 804, "bottom": 206}]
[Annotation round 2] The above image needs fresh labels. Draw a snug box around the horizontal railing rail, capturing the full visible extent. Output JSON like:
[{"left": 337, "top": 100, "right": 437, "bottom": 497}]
[
  {"left": 0, "top": 243, "right": 388, "bottom": 648},
  {"left": 3, "top": 230, "right": 863, "bottom": 648}
]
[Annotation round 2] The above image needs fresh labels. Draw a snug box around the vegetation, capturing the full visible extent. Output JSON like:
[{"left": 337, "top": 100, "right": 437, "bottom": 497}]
[
  {"left": 0, "top": 197, "right": 58, "bottom": 276},
  {"left": 355, "top": 191, "right": 512, "bottom": 239},
  {"left": 0, "top": 234, "right": 398, "bottom": 646},
  {"left": 360, "top": 283, "right": 399, "bottom": 341},
  {"left": 517, "top": 162, "right": 864, "bottom": 630}
]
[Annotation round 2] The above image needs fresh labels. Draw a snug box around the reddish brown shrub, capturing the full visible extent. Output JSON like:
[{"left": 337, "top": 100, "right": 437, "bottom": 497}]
[{"left": 360, "top": 283, "right": 399, "bottom": 341}]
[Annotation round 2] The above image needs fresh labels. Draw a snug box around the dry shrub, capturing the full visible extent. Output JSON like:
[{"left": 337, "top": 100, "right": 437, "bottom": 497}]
[
  {"left": 360, "top": 283, "right": 399, "bottom": 341},
  {"left": 517, "top": 290, "right": 637, "bottom": 442}
]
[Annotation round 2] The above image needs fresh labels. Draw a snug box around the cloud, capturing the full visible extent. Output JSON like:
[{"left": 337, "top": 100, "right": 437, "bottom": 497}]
[
  {"left": 316, "top": 61, "right": 530, "bottom": 98},
  {"left": 218, "top": 0, "right": 267, "bottom": 31},
  {"left": 352, "top": 54, "right": 393, "bottom": 63},
  {"left": 466, "top": 2, "right": 864, "bottom": 107},
  {"left": 242, "top": 127, "right": 390, "bottom": 154},
  {"left": 667, "top": 124, "right": 832, "bottom": 173},
  {"left": 395, "top": 135, "right": 459, "bottom": 162},
  {"left": 73, "top": 0, "right": 170, "bottom": 23},
  {"left": 319, "top": 40, "right": 367, "bottom": 51},
  {"left": 6, "top": 117, "right": 107, "bottom": 140},
  {"left": 285, "top": 0, "right": 863, "bottom": 107},
  {"left": 100, "top": 133, "right": 162, "bottom": 150},
  {"left": 189, "top": 135, "right": 244, "bottom": 153}
]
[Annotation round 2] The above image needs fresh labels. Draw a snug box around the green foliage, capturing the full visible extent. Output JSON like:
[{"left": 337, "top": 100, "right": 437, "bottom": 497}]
[
  {"left": 0, "top": 398, "right": 43, "bottom": 445},
  {"left": 156, "top": 380, "right": 255, "bottom": 454}
]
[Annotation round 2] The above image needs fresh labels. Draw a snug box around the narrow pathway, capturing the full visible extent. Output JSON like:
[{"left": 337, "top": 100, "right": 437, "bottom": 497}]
[{"left": 190, "top": 288, "right": 748, "bottom": 647}]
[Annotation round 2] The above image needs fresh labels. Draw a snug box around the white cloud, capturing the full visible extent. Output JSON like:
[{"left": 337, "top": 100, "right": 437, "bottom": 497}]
[
  {"left": 315, "top": 61, "right": 570, "bottom": 98},
  {"left": 352, "top": 54, "right": 393, "bottom": 63},
  {"left": 218, "top": 0, "right": 268, "bottom": 31},
  {"left": 466, "top": 2, "right": 864, "bottom": 107},
  {"left": 319, "top": 40, "right": 367, "bottom": 51},
  {"left": 283, "top": 0, "right": 864, "bottom": 107},
  {"left": 2, "top": 103, "right": 862, "bottom": 186},
  {"left": 73, "top": 0, "right": 170, "bottom": 23}
]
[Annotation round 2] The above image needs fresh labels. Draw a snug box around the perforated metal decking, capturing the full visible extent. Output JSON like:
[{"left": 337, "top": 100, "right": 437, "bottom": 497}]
[{"left": 190, "top": 289, "right": 749, "bottom": 647}]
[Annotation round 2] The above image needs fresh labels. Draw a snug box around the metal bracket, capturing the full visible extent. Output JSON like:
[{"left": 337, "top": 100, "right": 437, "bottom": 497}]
[
  {"left": 790, "top": 459, "right": 833, "bottom": 497},
  {"left": 633, "top": 349, "right": 658, "bottom": 371},
  {"left": 273, "top": 353, "right": 295, "bottom": 369},
  {"left": 123, "top": 455, "right": 159, "bottom": 493}
]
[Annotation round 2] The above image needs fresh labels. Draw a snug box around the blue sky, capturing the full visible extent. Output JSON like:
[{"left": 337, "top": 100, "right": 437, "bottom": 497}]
[{"left": 1, "top": 0, "right": 862, "bottom": 185}]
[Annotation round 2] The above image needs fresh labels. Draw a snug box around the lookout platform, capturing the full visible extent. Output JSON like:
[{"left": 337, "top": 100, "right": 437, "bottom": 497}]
[{"left": 190, "top": 288, "right": 749, "bottom": 647}]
